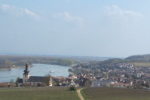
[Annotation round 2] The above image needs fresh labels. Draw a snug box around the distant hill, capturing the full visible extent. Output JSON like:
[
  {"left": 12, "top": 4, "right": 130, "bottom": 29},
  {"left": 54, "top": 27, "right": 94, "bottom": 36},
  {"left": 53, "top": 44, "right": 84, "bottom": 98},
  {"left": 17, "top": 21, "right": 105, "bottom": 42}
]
[
  {"left": 0, "top": 55, "right": 79, "bottom": 68},
  {"left": 1, "top": 54, "right": 150, "bottom": 68},
  {"left": 59, "top": 56, "right": 111, "bottom": 62},
  {"left": 125, "top": 54, "right": 150, "bottom": 62},
  {"left": 124, "top": 54, "right": 150, "bottom": 67},
  {"left": 0, "top": 55, "right": 111, "bottom": 68},
  {"left": 94, "top": 54, "right": 150, "bottom": 67}
]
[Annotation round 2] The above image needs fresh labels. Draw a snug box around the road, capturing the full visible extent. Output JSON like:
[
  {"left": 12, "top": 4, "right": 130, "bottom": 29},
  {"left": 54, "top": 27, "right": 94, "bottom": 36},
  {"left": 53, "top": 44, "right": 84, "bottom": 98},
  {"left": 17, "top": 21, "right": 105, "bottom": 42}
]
[{"left": 77, "top": 88, "right": 85, "bottom": 100}]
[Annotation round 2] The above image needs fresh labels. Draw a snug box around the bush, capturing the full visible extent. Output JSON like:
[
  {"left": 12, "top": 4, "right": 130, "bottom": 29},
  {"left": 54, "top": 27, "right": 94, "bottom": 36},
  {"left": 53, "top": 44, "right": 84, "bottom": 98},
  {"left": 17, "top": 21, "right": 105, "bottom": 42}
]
[{"left": 69, "top": 86, "right": 76, "bottom": 91}]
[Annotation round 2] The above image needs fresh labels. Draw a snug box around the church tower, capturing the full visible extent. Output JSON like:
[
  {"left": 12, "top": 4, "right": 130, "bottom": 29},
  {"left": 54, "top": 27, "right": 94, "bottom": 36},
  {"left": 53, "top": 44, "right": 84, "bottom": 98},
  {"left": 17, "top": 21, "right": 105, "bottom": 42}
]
[
  {"left": 23, "top": 64, "right": 30, "bottom": 83},
  {"left": 49, "top": 76, "right": 53, "bottom": 86}
]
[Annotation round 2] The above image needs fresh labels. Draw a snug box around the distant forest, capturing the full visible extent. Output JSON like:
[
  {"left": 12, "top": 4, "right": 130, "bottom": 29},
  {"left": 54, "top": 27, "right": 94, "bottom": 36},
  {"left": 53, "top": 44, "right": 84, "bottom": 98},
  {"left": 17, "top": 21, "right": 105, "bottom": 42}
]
[
  {"left": 0, "top": 55, "right": 79, "bottom": 68},
  {"left": 1, "top": 54, "right": 150, "bottom": 68}
]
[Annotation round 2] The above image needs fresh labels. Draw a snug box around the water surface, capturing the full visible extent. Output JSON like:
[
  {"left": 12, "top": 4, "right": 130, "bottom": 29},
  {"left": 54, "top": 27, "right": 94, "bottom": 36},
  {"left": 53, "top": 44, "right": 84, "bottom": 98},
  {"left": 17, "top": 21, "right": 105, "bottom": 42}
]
[{"left": 0, "top": 64, "right": 69, "bottom": 82}]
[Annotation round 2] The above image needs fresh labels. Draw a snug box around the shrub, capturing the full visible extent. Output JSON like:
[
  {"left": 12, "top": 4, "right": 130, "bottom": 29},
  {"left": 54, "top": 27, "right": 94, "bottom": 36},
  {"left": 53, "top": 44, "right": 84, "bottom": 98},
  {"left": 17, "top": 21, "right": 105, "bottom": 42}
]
[{"left": 69, "top": 86, "right": 76, "bottom": 91}]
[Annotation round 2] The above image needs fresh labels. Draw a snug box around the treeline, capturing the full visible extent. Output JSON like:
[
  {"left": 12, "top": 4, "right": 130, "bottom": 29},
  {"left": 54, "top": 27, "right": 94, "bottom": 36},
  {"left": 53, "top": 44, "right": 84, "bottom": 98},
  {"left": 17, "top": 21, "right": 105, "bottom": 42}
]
[
  {"left": 1, "top": 54, "right": 150, "bottom": 68},
  {"left": 125, "top": 54, "right": 150, "bottom": 62},
  {"left": 0, "top": 55, "right": 79, "bottom": 68}
]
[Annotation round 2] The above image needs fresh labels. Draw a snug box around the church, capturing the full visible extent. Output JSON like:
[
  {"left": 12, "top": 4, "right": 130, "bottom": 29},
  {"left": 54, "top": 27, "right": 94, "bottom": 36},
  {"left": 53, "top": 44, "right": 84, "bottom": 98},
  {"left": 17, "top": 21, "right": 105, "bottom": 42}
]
[{"left": 16, "top": 64, "right": 53, "bottom": 87}]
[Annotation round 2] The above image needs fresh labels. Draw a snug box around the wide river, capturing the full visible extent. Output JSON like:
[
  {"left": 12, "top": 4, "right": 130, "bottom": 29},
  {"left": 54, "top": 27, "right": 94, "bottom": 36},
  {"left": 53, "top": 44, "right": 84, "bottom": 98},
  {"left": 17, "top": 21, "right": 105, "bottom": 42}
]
[{"left": 0, "top": 64, "right": 70, "bottom": 82}]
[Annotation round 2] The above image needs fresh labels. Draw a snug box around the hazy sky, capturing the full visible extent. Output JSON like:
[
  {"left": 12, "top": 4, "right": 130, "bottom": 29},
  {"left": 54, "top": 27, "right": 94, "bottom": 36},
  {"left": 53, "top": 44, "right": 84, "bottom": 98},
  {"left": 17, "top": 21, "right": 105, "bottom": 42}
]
[{"left": 0, "top": 0, "right": 150, "bottom": 57}]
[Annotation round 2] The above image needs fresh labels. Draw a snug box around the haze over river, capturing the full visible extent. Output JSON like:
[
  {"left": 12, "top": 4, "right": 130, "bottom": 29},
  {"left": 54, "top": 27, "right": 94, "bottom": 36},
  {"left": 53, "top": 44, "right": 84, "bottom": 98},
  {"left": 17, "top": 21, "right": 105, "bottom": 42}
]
[{"left": 0, "top": 64, "right": 70, "bottom": 82}]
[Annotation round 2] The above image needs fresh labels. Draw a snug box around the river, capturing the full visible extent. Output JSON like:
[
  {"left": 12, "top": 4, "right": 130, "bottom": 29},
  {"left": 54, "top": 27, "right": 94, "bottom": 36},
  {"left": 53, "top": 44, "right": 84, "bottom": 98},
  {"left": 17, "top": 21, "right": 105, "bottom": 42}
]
[{"left": 0, "top": 64, "right": 70, "bottom": 82}]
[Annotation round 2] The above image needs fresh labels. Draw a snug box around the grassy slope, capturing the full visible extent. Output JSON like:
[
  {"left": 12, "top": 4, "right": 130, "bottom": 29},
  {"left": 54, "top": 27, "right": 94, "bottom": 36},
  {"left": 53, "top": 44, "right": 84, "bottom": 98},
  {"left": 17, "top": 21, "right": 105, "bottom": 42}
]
[
  {"left": 82, "top": 88, "right": 150, "bottom": 100},
  {"left": 129, "top": 62, "right": 150, "bottom": 67},
  {"left": 0, "top": 87, "right": 79, "bottom": 100}
]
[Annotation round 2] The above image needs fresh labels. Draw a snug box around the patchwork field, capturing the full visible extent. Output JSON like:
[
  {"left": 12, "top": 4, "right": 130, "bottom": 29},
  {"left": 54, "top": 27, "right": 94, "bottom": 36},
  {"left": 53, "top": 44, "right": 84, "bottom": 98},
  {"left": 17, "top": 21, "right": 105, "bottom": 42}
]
[
  {"left": 0, "top": 87, "right": 79, "bottom": 100},
  {"left": 82, "top": 87, "right": 150, "bottom": 100}
]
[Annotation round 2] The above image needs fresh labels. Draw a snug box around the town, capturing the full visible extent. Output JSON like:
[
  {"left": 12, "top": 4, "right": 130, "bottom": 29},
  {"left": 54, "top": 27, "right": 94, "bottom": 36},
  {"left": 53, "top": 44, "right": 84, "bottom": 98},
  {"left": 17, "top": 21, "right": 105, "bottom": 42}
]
[
  {"left": 0, "top": 58, "right": 150, "bottom": 90},
  {"left": 70, "top": 60, "right": 150, "bottom": 89}
]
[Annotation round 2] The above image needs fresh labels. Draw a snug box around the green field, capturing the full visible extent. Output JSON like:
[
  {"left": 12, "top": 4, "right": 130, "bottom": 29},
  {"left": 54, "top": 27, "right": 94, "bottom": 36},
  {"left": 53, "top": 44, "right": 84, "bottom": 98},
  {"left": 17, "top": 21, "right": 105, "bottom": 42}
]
[
  {"left": 0, "top": 87, "right": 79, "bottom": 100},
  {"left": 82, "top": 87, "right": 150, "bottom": 100},
  {"left": 129, "top": 62, "right": 150, "bottom": 67}
]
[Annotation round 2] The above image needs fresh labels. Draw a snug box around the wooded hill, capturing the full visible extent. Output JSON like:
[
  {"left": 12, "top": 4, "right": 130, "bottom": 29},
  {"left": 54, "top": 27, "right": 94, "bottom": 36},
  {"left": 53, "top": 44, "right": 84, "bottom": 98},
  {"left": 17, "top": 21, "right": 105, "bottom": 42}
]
[{"left": 99, "top": 54, "right": 150, "bottom": 67}]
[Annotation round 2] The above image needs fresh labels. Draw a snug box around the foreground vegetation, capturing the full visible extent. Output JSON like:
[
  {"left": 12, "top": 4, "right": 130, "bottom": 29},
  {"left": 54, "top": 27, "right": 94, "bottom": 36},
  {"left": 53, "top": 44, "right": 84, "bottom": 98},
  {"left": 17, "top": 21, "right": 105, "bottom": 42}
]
[
  {"left": 0, "top": 87, "right": 79, "bottom": 100},
  {"left": 82, "top": 87, "right": 150, "bottom": 100}
]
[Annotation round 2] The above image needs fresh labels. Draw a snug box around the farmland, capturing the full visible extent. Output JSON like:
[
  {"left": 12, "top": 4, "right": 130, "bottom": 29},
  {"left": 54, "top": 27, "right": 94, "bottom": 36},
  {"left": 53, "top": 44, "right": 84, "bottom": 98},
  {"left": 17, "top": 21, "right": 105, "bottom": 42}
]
[
  {"left": 82, "top": 87, "right": 150, "bottom": 100},
  {"left": 129, "top": 62, "right": 150, "bottom": 67},
  {"left": 0, "top": 87, "right": 79, "bottom": 100}
]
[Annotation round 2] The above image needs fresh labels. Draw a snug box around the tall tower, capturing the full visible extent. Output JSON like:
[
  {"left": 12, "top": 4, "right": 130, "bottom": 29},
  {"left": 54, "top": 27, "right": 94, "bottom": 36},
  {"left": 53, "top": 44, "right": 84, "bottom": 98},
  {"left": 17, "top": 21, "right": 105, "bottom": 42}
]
[
  {"left": 23, "top": 64, "right": 30, "bottom": 83},
  {"left": 49, "top": 76, "right": 53, "bottom": 86}
]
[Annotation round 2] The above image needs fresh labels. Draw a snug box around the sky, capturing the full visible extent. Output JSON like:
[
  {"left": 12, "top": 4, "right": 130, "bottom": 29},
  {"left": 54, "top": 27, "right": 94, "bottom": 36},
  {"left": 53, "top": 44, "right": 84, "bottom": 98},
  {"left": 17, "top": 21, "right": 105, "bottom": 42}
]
[{"left": 0, "top": 0, "right": 150, "bottom": 57}]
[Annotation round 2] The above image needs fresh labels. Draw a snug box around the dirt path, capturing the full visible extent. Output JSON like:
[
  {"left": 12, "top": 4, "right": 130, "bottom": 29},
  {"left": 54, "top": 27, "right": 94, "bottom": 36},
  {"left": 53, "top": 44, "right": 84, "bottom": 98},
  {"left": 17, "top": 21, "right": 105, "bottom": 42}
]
[{"left": 77, "top": 88, "right": 85, "bottom": 100}]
